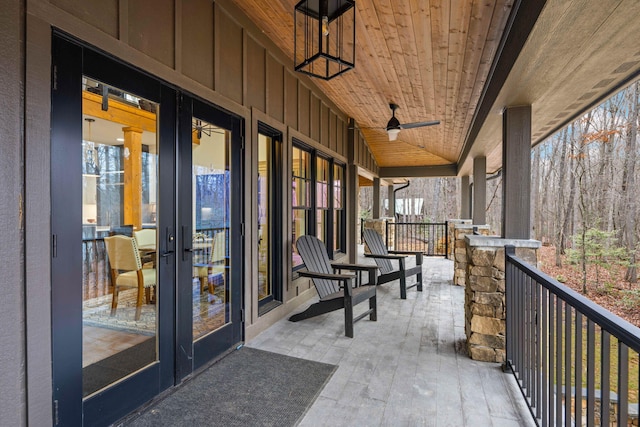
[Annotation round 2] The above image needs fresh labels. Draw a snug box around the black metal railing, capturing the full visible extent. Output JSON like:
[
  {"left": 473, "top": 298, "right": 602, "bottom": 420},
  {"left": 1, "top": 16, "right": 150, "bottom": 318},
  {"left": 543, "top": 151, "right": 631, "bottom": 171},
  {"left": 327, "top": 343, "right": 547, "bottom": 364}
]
[
  {"left": 386, "top": 221, "right": 448, "bottom": 256},
  {"left": 505, "top": 245, "right": 640, "bottom": 426}
]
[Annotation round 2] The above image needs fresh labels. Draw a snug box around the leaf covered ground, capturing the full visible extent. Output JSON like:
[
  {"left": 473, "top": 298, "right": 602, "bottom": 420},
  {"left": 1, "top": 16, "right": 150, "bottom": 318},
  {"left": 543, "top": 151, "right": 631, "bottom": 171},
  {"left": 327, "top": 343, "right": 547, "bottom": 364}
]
[{"left": 538, "top": 245, "right": 640, "bottom": 328}]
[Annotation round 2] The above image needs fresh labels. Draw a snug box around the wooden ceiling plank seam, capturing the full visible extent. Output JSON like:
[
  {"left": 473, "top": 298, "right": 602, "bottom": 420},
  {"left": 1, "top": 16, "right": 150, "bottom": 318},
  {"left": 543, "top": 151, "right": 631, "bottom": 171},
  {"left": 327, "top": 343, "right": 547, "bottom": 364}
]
[
  {"left": 356, "top": 2, "right": 406, "bottom": 106},
  {"left": 370, "top": 0, "right": 415, "bottom": 112},
  {"left": 409, "top": 0, "right": 437, "bottom": 123},
  {"left": 450, "top": 0, "right": 497, "bottom": 161},
  {"left": 372, "top": 0, "right": 421, "bottom": 114},
  {"left": 459, "top": 0, "right": 512, "bottom": 153},
  {"left": 457, "top": 0, "right": 546, "bottom": 169},
  {"left": 429, "top": 0, "right": 451, "bottom": 125},
  {"left": 390, "top": 0, "right": 428, "bottom": 118},
  {"left": 444, "top": 0, "right": 472, "bottom": 155},
  {"left": 347, "top": 17, "right": 402, "bottom": 120}
]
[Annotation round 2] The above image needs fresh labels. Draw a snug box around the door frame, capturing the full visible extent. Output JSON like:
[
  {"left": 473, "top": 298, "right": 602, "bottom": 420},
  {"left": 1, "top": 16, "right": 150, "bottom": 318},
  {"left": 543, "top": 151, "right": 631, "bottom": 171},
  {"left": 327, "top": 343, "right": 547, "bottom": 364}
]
[
  {"left": 51, "top": 33, "right": 177, "bottom": 426},
  {"left": 176, "top": 94, "right": 244, "bottom": 377}
]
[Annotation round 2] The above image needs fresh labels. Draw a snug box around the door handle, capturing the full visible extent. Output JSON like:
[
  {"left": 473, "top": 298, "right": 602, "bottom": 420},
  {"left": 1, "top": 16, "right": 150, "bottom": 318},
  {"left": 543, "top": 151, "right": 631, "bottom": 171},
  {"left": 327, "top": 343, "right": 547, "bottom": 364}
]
[
  {"left": 182, "top": 226, "right": 194, "bottom": 261},
  {"left": 160, "top": 250, "right": 175, "bottom": 258}
]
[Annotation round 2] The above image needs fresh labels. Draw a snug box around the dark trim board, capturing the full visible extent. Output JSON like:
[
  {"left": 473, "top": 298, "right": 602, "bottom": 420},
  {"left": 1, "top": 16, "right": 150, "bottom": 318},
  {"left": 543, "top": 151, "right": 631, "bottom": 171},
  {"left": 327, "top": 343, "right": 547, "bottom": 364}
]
[
  {"left": 379, "top": 164, "right": 457, "bottom": 178},
  {"left": 457, "top": 0, "right": 547, "bottom": 171}
]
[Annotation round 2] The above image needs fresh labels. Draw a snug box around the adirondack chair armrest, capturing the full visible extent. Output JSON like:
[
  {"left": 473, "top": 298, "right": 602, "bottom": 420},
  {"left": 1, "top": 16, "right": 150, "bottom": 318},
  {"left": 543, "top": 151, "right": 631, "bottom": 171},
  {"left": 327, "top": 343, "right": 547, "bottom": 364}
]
[
  {"left": 330, "top": 262, "right": 378, "bottom": 272},
  {"left": 331, "top": 263, "right": 378, "bottom": 286},
  {"left": 388, "top": 251, "right": 423, "bottom": 264},
  {"left": 298, "top": 271, "right": 355, "bottom": 296},
  {"left": 364, "top": 253, "right": 405, "bottom": 260},
  {"left": 298, "top": 270, "right": 355, "bottom": 285}
]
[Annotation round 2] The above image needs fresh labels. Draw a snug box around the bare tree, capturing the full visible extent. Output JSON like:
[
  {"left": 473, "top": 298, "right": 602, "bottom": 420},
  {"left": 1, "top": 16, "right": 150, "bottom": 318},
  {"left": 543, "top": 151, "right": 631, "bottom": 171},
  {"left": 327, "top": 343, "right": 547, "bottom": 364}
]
[{"left": 622, "top": 82, "right": 639, "bottom": 282}]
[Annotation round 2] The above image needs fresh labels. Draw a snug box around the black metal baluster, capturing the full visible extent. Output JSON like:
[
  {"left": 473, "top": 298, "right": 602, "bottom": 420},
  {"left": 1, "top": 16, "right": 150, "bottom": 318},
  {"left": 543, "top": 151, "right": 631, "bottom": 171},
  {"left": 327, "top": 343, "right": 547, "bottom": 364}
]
[
  {"left": 574, "top": 312, "right": 583, "bottom": 426},
  {"left": 601, "top": 331, "right": 611, "bottom": 425},
  {"left": 618, "top": 342, "right": 629, "bottom": 426},
  {"left": 525, "top": 274, "right": 532, "bottom": 399},
  {"left": 534, "top": 279, "right": 540, "bottom": 416},
  {"left": 556, "top": 297, "right": 562, "bottom": 427},
  {"left": 587, "top": 320, "right": 595, "bottom": 426},
  {"left": 549, "top": 293, "right": 555, "bottom": 426},
  {"left": 541, "top": 285, "right": 548, "bottom": 426},
  {"left": 564, "top": 303, "right": 572, "bottom": 427}
]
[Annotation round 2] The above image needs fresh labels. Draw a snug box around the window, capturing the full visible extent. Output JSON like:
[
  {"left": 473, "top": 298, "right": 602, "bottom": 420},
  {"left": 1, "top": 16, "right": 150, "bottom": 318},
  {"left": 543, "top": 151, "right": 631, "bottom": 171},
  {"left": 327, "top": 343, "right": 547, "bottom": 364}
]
[
  {"left": 292, "top": 146, "right": 311, "bottom": 269},
  {"left": 333, "top": 163, "right": 345, "bottom": 254},
  {"left": 258, "top": 124, "right": 283, "bottom": 314},
  {"left": 316, "top": 156, "right": 330, "bottom": 243},
  {"left": 291, "top": 142, "right": 346, "bottom": 269}
]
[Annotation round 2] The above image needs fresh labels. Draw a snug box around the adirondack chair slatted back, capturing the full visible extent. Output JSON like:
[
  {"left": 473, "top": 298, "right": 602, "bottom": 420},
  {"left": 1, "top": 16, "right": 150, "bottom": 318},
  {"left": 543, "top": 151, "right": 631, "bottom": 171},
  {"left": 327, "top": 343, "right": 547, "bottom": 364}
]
[
  {"left": 296, "top": 236, "right": 340, "bottom": 299},
  {"left": 363, "top": 229, "right": 394, "bottom": 274}
]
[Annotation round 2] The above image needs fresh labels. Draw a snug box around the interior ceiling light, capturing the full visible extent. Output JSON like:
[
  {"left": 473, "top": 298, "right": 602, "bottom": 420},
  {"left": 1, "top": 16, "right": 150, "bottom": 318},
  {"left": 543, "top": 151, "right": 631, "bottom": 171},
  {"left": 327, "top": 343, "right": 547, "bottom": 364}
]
[
  {"left": 294, "top": 0, "right": 356, "bottom": 80},
  {"left": 83, "top": 118, "right": 101, "bottom": 177},
  {"left": 193, "top": 119, "right": 224, "bottom": 139}
]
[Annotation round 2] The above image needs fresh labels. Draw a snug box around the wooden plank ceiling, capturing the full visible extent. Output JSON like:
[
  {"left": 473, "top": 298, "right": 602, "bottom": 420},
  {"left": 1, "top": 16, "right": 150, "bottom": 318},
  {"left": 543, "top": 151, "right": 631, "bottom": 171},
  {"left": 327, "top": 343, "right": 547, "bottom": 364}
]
[
  {"left": 231, "top": 0, "right": 640, "bottom": 176},
  {"left": 231, "top": 0, "right": 514, "bottom": 169}
]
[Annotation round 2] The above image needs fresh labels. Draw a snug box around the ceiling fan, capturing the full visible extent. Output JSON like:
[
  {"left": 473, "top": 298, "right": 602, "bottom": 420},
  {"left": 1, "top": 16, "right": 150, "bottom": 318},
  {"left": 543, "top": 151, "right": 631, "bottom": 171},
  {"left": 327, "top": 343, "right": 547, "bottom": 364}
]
[{"left": 384, "top": 103, "right": 440, "bottom": 141}]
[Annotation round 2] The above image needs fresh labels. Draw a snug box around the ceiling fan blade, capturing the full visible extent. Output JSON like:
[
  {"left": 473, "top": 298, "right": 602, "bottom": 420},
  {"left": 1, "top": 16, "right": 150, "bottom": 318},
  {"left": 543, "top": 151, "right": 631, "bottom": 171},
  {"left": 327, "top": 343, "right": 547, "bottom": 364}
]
[{"left": 399, "top": 120, "right": 440, "bottom": 129}]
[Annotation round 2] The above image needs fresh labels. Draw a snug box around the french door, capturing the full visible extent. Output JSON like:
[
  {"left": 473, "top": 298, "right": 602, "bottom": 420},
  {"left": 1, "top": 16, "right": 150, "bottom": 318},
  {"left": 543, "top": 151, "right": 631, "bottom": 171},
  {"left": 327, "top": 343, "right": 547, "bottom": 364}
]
[
  {"left": 176, "top": 96, "right": 243, "bottom": 374},
  {"left": 51, "top": 34, "right": 243, "bottom": 427}
]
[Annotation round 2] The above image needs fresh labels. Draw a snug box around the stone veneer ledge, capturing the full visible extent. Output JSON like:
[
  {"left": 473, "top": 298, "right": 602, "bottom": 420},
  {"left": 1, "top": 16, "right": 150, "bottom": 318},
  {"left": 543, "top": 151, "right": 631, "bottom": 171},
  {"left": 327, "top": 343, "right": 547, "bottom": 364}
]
[
  {"left": 452, "top": 224, "right": 490, "bottom": 286},
  {"left": 463, "top": 235, "right": 541, "bottom": 363}
]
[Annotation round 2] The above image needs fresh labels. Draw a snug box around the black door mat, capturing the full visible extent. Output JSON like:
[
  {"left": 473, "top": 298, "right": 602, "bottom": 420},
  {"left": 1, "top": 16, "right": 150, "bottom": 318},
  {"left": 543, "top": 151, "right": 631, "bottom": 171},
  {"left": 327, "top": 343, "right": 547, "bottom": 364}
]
[{"left": 123, "top": 346, "right": 336, "bottom": 427}]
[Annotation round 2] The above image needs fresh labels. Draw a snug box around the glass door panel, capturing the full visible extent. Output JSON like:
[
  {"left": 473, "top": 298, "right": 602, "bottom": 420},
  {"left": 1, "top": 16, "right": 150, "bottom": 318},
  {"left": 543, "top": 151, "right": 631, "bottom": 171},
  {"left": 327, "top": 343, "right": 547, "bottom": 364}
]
[
  {"left": 81, "top": 77, "right": 159, "bottom": 398},
  {"left": 191, "top": 118, "right": 231, "bottom": 340}
]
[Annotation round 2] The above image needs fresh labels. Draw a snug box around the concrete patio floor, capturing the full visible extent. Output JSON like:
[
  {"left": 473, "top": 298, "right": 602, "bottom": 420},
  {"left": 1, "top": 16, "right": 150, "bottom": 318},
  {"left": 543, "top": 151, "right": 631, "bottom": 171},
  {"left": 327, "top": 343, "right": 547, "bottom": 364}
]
[{"left": 248, "top": 254, "right": 535, "bottom": 427}]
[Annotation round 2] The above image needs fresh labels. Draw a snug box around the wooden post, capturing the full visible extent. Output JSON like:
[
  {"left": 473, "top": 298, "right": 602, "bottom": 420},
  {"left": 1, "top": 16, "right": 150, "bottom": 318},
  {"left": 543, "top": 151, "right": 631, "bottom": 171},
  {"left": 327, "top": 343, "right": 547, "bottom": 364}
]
[
  {"left": 346, "top": 118, "right": 358, "bottom": 263},
  {"left": 502, "top": 106, "right": 531, "bottom": 239},
  {"left": 372, "top": 177, "right": 381, "bottom": 219},
  {"left": 387, "top": 184, "right": 395, "bottom": 217},
  {"left": 460, "top": 175, "right": 471, "bottom": 219},
  {"left": 473, "top": 156, "right": 486, "bottom": 225},
  {"left": 123, "top": 126, "right": 143, "bottom": 230}
]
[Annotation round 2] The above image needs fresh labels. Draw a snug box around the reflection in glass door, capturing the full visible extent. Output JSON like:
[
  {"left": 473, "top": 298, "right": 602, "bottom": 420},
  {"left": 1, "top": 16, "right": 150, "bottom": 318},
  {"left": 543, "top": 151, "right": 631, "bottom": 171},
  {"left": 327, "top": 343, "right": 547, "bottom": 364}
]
[
  {"left": 191, "top": 118, "right": 231, "bottom": 340},
  {"left": 81, "top": 77, "right": 159, "bottom": 397}
]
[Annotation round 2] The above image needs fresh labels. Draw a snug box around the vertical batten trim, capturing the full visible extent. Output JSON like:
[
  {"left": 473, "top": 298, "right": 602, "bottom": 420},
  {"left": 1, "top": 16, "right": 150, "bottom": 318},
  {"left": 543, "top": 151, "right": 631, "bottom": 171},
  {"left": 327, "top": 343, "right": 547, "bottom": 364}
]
[
  {"left": 264, "top": 53, "right": 271, "bottom": 116},
  {"left": 174, "top": 0, "right": 182, "bottom": 73},
  {"left": 242, "top": 28, "right": 247, "bottom": 106},
  {"left": 213, "top": 2, "right": 219, "bottom": 91},
  {"left": 118, "top": 0, "right": 129, "bottom": 43}
]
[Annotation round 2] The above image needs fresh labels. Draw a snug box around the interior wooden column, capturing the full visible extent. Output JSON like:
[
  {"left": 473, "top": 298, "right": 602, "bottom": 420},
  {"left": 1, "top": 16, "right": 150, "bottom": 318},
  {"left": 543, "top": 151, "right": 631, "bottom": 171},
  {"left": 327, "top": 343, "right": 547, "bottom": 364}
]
[{"left": 123, "top": 126, "right": 143, "bottom": 230}]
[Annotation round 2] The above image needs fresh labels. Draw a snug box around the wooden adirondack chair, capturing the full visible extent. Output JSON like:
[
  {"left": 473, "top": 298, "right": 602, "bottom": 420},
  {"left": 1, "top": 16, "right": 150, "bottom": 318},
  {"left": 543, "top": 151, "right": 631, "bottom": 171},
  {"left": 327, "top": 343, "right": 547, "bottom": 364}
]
[
  {"left": 290, "top": 235, "right": 378, "bottom": 338},
  {"left": 362, "top": 228, "right": 423, "bottom": 299}
]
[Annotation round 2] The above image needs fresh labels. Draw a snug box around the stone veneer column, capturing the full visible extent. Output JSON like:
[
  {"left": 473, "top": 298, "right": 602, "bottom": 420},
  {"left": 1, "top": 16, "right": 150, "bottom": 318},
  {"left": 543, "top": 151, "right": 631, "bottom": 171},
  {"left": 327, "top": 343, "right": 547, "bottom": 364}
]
[
  {"left": 447, "top": 219, "right": 472, "bottom": 260},
  {"left": 452, "top": 224, "right": 490, "bottom": 286},
  {"left": 363, "top": 217, "right": 395, "bottom": 252},
  {"left": 464, "top": 235, "right": 540, "bottom": 363}
]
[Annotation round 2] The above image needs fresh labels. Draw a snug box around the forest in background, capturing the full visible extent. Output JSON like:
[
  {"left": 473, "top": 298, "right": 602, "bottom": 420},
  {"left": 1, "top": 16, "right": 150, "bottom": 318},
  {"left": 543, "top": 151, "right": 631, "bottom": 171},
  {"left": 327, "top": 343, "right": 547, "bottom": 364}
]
[{"left": 360, "top": 81, "right": 640, "bottom": 319}]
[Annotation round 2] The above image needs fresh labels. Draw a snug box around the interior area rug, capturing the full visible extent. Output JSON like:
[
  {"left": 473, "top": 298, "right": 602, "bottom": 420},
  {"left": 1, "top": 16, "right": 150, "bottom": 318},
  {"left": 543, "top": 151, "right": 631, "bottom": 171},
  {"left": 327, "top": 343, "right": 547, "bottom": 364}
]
[
  {"left": 82, "top": 291, "right": 157, "bottom": 335},
  {"left": 124, "top": 347, "right": 337, "bottom": 427},
  {"left": 83, "top": 284, "right": 226, "bottom": 336}
]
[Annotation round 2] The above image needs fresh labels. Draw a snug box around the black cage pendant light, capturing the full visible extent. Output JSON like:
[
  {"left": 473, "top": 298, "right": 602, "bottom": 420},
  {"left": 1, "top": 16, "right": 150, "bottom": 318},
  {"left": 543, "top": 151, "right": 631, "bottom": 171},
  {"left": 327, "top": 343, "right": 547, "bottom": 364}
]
[{"left": 294, "top": 0, "right": 356, "bottom": 80}]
